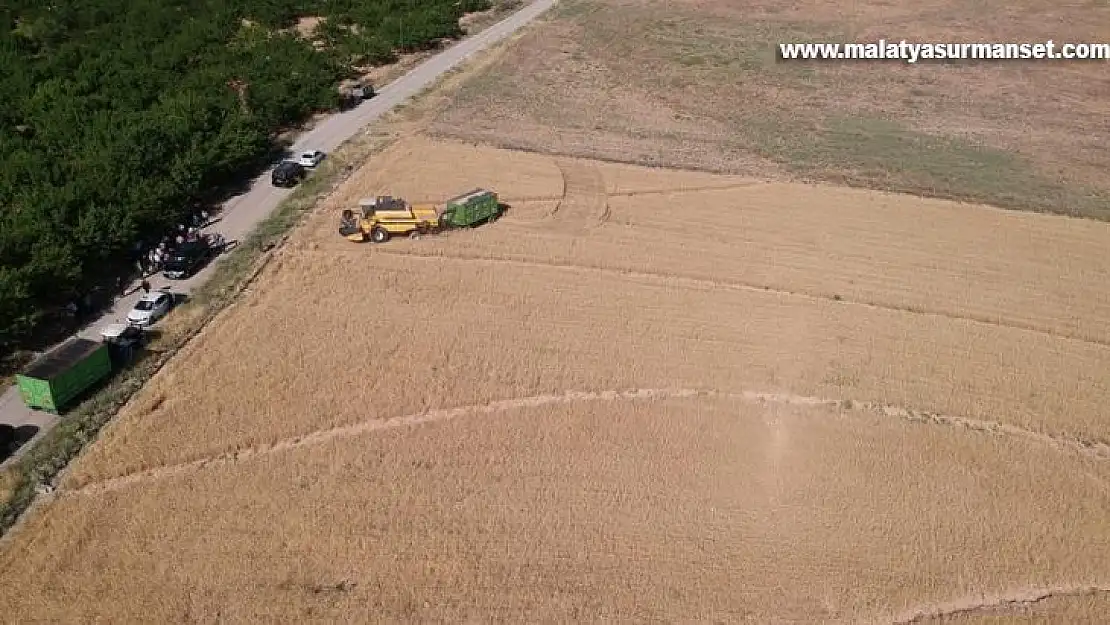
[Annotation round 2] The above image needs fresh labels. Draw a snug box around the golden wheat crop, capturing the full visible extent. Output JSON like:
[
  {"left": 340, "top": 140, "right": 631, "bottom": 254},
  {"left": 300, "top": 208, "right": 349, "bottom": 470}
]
[
  {"left": 2, "top": 138, "right": 1108, "bottom": 621},
  {"left": 61, "top": 139, "right": 1110, "bottom": 486},
  {"left": 4, "top": 397, "right": 1110, "bottom": 622}
]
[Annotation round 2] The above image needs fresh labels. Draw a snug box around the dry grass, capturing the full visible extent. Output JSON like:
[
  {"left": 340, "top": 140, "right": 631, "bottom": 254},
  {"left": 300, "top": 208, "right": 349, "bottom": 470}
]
[
  {"left": 2, "top": 138, "right": 1109, "bottom": 620},
  {"left": 430, "top": 0, "right": 1110, "bottom": 219},
  {"left": 3, "top": 398, "right": 1110, "bottom": 622},
  {"left": 291, "top": 15, "right": 325, "bottom": 39}
]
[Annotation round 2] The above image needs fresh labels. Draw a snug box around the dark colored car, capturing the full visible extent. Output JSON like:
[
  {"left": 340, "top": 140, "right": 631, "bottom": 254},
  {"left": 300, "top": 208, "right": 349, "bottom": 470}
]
[
  {"left": 272, "top": 160, "right": 306, "bottom": 187},
  {"left": 162, "top": 239, "right": 215, "bottom": 279}
]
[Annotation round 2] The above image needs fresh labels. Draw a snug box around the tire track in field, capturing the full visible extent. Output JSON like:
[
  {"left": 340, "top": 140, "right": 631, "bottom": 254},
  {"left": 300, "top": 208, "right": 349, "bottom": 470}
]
[
  {"left": 550, "top": 160, "right": 609, "bottom": 231},
  {"left": 69, "top": 389, "right": 705, "bottom": 496},
  {"left": 372, "top": 249, "right": 1110, "bottom": 349},
  {"left": 892, "top": 585, "right": 1110, "bottom": 623},
  {"left": 65, "top": 387, "right": 1110, "bottom": 497},
  {"left": 405, "top": 180, "right": 764, "bottom": 206}
]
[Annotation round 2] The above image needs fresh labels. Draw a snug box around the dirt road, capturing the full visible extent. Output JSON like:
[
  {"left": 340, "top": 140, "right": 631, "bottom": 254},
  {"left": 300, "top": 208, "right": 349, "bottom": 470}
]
[{"left": 0, "top": 0, "right": 558, "bottom": 467}]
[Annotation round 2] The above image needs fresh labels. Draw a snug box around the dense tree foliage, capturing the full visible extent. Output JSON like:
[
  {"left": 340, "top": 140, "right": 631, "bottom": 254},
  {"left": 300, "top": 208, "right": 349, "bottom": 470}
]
[{"left": 0, "top": 0, "right": 489, "bottom": 346}]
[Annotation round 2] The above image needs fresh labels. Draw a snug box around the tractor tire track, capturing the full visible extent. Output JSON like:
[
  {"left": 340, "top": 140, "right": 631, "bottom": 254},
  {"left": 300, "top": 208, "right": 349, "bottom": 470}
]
[
  {"left": 372, "top": 249, "right": 1110, "bottom": 350},
  {"left": 66, "top": 387, "right": 1110, "bottom": 498},
  {"left": 402, "top": 180, "right": 764, "bottom": 206},
  {"left": 551, "top": 160, "right": 609, "bottom": 231},
  {"left": 69, "top": 389, "right": 706, "bottom": 496},
  {"left": 891, "top": 585, "right": 1110, "bottom": 623}
]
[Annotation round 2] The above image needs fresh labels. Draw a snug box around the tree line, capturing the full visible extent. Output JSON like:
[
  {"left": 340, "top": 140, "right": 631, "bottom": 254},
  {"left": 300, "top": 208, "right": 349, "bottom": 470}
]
[{"left": 0, "top": 0, "right": 490, "bottom": 348}]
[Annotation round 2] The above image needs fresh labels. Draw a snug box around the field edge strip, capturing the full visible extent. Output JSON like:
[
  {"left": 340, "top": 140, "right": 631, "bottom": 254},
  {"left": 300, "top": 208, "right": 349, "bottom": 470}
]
[
  {"left": 398, "top": 180, "right": 766, "bottom": 206},
  {"left": 65, "top": 387, "right": 1110, "bottom": 497},
  {"left": 891, "top": 584, "right": 1110, "bottom": 623}
]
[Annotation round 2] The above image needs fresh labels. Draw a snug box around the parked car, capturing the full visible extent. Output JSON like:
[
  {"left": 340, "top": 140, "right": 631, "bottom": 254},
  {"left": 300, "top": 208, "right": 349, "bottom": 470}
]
[
  {"left": 126, "top": 291, "right": 173, "bottom": 327},
  {"left": 162, "top": 237, "right": 219, "bottom": 279},
  {"left": 297, "top": 150, "right": 326, "bottom": 168},
  {"left": 339, "top": 81, "right": 375, "bottom": 109},
  {"left": 272, "top": 160, "right": 306, "bottom": 187},
  {"left": 100, "top": 323, "right": 146, "bottom": 367}
]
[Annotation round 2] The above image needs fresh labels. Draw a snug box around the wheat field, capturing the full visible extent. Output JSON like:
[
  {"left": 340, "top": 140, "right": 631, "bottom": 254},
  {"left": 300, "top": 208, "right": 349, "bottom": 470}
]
[
  {"left": 2, "top": 137, "right": 1109, "bottom": 621},
  {"left": 5, "top": 397, "right": 1110, "bottom": 622}
]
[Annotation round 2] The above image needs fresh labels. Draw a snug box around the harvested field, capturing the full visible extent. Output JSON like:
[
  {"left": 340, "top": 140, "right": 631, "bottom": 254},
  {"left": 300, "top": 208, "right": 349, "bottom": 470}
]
[
  {"left": 3, "top": 138, "right": 1110, "bottom": 620},
  {"left": 430, "top": 0, "right": 1110, "bottom": 218}
]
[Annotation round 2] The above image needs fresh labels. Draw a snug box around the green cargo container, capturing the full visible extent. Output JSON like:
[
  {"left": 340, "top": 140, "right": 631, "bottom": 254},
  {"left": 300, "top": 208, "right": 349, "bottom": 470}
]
[
  {"left": 441, "top": 188, "right": 501, "bottom": 228},
  {"left": 16, "top": 338, "right": 112, "bottom": 414}
]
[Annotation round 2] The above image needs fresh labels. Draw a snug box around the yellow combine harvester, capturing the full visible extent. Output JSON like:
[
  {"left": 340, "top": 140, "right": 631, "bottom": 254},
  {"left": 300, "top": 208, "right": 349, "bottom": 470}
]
[
  {"left": 339, "top": 189, "right": 502, "bottom": 243},
  {"left": 339, "top": 196, "right": 441, "bottom": 243}
]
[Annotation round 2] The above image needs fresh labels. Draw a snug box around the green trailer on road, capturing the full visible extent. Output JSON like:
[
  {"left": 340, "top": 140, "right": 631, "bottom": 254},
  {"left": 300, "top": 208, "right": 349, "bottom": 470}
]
[
  {"left": 439, "top": 188, "right": 501, "bottom": 228},
  {"left": 16, "top": 337, "right": 112, "bottom": 414}
]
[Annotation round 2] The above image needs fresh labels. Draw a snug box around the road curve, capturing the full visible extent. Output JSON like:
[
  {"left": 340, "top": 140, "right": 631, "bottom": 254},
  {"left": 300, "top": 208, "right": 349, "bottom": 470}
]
[{"left": 0, "top": 0, "right": 558, "bottom": 467}]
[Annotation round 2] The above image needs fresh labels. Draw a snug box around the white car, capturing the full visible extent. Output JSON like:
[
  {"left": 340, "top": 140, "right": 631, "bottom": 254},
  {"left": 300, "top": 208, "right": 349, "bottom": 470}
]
[
  {"left": 296, "top": 150, "right": 325, "bottom": 168},
  {"left": 126, "top": 291, "right": 173, "bottom": 327}
]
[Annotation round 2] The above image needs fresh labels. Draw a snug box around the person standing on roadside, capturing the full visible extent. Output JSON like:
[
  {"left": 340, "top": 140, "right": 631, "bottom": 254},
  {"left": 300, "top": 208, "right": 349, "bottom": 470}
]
[{"left": 141, "top": 279, "right": 151, "bottom": 294}]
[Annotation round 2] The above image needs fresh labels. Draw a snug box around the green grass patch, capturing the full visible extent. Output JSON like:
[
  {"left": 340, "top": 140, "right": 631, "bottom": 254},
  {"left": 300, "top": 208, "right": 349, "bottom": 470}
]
[
  {"left": 634, "top": 14, "right": 844, "bottom": 80},
  {"left": 450, "top": 62, "right": 517, "bottom": 102},
  {"left": 552, "top": 0, "right": 606, "bottom": 20},
  {"left": 745, "top": 115, "right": 1110, "bottom": 219}
]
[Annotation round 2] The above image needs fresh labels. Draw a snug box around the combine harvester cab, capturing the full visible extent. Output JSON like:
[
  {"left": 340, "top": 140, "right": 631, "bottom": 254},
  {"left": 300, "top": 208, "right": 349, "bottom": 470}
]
[{"left": 339, "top": 209, "right": 365, "bottom": 241}]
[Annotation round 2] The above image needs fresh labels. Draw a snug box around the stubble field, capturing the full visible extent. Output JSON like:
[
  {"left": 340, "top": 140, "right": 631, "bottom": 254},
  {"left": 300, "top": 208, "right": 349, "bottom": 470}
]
[
  {"left": 0, "top": 136, "right": 1109, "bottom": 621},
  {"left": 430, "top": 0, "right": 1110, "bottom": 219}
]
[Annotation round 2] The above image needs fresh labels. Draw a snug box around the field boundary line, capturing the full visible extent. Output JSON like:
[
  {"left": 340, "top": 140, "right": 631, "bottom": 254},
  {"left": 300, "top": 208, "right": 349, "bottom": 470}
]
[
  {"left": 372, "top": 249, "right": 1110, "bottom": 349},
  {"left": 66, "top": 389, "right": 708, "bottom": 496},
  {"left": 64, "top": 387, "right": 1110, "bottom": 497},
  {"left": 891, "top": 584, "right": 1110, "bottom": 623},
  {"left": 401, "top": 181, "right": 766, "bottom": 205}
]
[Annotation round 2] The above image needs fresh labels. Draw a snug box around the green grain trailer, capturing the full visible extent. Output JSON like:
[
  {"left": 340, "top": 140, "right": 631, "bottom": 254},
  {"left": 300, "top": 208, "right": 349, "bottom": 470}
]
[
  {"left": 440, "top": 188, "right": 501, "bottom": 228},
  {"left": 15, "top": 337, "right": 112, "bottom": 414}
]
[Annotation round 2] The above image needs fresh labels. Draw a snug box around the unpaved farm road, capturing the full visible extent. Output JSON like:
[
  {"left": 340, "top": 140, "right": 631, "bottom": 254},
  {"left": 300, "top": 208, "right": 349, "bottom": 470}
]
[{"left": 0, "top": 0, "right": 558, "bottom": 468}]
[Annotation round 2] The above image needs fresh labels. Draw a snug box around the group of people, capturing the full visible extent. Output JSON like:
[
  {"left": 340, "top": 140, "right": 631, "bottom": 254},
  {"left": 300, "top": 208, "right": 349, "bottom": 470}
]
[{"left": 135, "top": 211, "right": 211, "bottom": 275}]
